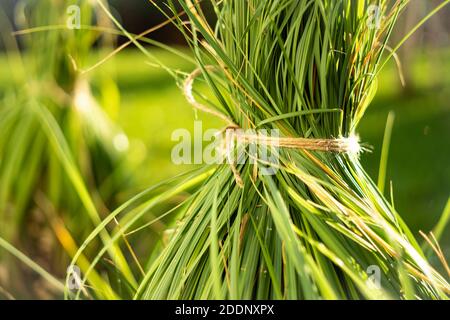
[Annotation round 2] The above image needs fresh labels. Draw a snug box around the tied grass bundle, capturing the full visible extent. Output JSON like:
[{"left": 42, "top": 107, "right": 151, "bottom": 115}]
[
  {"left": 139, "top": 0, "right": 449, "bottom": 299},
  {"left": 68, "top": 0, "right": 450, "bottom": 300}
]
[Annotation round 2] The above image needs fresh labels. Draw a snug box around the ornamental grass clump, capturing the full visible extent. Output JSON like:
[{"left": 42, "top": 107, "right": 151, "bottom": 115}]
[
  {"left": 69, "top": 0, "right": 450, "bottom": 300},
  {"left": 0, "top": 0, "right": 136, "bottom": 297}
]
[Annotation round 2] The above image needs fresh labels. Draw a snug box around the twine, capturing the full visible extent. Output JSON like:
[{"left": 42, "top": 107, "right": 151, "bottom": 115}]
[{"left": 183, "top": 66, "right": 362, "bottom": 187}]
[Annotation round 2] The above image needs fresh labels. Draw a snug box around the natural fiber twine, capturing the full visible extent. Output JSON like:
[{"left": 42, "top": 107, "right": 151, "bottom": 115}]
[{"left": 183, "top": 66, "right": 362, "bottom": 187}]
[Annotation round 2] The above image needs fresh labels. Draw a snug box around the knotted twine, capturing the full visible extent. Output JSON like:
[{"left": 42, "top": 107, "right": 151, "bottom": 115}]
[{"left": 183, "top": 66, "right": 362, "bottom": 187}]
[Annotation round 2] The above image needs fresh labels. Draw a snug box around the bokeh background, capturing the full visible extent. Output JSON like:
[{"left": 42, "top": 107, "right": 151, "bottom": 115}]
[{"left": 0, "top": 0, "right": 449, "bottom": 298}]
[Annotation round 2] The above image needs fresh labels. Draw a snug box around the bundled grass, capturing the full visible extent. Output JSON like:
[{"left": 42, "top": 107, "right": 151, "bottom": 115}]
[
  {"left": 67, "top": 0, "right": 450, "bottom": 300},
  {"left": 0, "top": 0, "right": 135, "bottom": 297}
]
